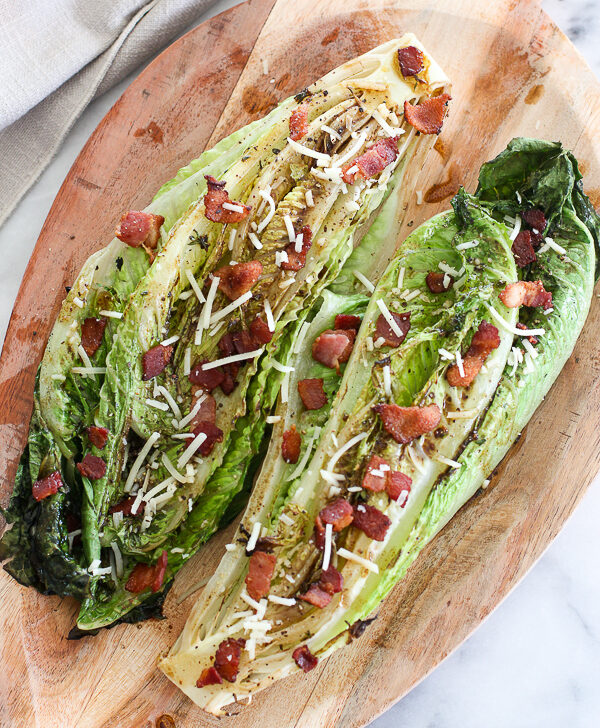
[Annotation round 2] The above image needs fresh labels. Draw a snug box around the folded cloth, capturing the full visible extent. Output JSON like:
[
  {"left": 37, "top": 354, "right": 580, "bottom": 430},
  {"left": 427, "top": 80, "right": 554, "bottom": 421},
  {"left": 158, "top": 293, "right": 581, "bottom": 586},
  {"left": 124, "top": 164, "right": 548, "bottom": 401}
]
[{"left": 0, "top": 0, "right": 217, "bottom": 228}]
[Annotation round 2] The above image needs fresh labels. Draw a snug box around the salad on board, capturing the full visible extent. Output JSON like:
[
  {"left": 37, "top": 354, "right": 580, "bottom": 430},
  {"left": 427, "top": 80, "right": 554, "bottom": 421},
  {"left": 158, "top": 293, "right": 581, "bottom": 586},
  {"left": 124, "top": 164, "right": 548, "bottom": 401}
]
[{"left": 1, "top": 31, "right": 599, "bottom": 717}]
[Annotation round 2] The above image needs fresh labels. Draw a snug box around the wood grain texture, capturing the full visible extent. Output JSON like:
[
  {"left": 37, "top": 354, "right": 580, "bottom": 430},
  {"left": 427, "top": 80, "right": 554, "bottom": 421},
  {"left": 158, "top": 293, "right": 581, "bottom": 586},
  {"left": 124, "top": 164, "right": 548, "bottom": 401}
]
[{"left": 1, "top": 0, "right": 600, "bottom": 726}]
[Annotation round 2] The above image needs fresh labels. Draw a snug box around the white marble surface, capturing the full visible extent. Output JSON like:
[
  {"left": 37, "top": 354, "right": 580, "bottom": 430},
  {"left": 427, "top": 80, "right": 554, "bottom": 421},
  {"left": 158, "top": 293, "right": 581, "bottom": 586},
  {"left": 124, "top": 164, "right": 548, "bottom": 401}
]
[{"left": 0, "top": 1, "right": 598, "bottom": 726}]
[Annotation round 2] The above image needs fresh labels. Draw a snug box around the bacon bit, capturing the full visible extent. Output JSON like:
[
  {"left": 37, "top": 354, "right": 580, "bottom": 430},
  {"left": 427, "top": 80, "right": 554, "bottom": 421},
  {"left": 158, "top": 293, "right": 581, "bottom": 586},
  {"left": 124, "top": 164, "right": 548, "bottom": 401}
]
[
  {"left": 314, "top": 516, "right": 326, "bottom": 551},
  {"left": 231, "top": 329, "right": 257, "bottom": 355},
  {"left": 362, "top": 455, "right": 388, "bottom": 493},
  {"left": 319, "top": 565, "right": 343, "bottom": 594},
  {"left": 312, "top": 329, "right": 355, "bottom": 370},
  {"left": 115, "top": 211, "right": 164, "bottom": 250},
  {"left": 87, "top": 425, "right": 109, "bottom": 449},
  {"left": 192, "top": 421, "right": 224, "bottom": 456},
  {"left": 250, "top": 316, "right": 273, "bottom": 345},
  {"left": 196, "top": 666, "right": 223, "bottom": 688},
  {"left": 189, "top": 391, "right": 217, "bottom": 429},
  {"left": 298, "top": 378, "right": 327, "bottom": 410},
  {"left": 397, "top": 45, "right": 425, "bottom": 77},
  {"left": 293, "top": 644, "right": 319, "bottom": 672},
  {"left": 374, "top": 403, "right": 441, "bottom": 444},
  {"left": 80, "top": 317, "right": 107, "bottom": 357},
  {"left": 214, "top": 260, "right": 262, "bottom": 301},
  {"left": 281, "top": 224, "right": 313, "bottom": 271},
  {"left": 76, "top": 454, "right": 106, "bottom": 480},
  {"left": 142, "top": 344, "right": 173, "bottom": 381},
  {"left": 204, "top": 175, "right": 251, "bottom": 223},
  {"left": 352, "top": 503, "right": 391, "bottom": 541},
  {"left": 300, "top": 583, "right": 332, "bottom": 608},
  {"left": 348, "top": 616, "right": 377, "bottom": 639},
  {"left": 342, "top": 137, "right": 399, "bottom": 184},
  {"left": 152, "top": 550, "right": 168, "bottom": 592},
  {"left": 334, "top": 314, "right": 361, "bottom": 331},
  {"left": 289, "top": 106, "right": 309, "bottom": 141},
  {"left": 32, "top": 471, "right": 63, "bottom": 501},
  {"left": 426, "top": 271, "right": 453, "bottom": 293},
  {"left": 125, "top": 550, "right": 168, "bottom": 593},
  {"left": 282, "top": 425, "right": 302, "bottom": 463},
  {"left": 214, "top": 638, "right": 245, "bottom": 682},
  {"left": 318, "top": 498, "right": 354, "bottom": 531},
  {"left": 374, "top": 312, "right": 411, "bottom": 347},
  {"left": 516, "top": 322, "right": 538, "bottom": 345},
  {"left": 511, "top": 230, "right": 536, "bottom": 268},
  {"left": 245, "top": 550, "right": 277, "bottom": 601},
  {"left": 387, "top": 471, "right": 412, "bottom": 503},
  {"left": 189, "top": 360, "right": 225, "bottom": 391},
  {"left": 521, "top": 208, "right": 547, "bottom": 232},
  {"left": 499, "top": 280, "right": 553, "bottom": 310},
  {"left": 404, "top": 93, "right": 451, "bottom": 135},
  {"left": 220, "top": 367, "right": 237, "bottom": 395},
  {"left": 108, "top": 496, "right": 140, "bottom": 517},
  {"left": 446, "top": 321, "right": 500, "bottom": 388}
]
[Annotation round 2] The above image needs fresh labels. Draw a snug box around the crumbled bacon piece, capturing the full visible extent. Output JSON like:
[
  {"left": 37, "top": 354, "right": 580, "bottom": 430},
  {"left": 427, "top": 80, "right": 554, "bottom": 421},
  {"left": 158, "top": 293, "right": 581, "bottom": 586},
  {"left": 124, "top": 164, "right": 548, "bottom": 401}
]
[
  {"left": 404, "top": 93, "right": 451, "bottom": 135},
  {"left": 342, "top": 137, "right": 399, "bottom": 184},
  {"left": 250, "top": 316, "right": 273, "bottom": 345},
  {"left": 511, "top": 230, "right": 536, "bottom": 268},
  {"left": 196, "top": 666, "right": 223, "bottom": 688},
  {"left": 300, "top": 563, "right": 343, "bottom": 608},
  {"left": 192, "top": 421, "right": 224, "bottom": 456},
  {"left": 87, "top": 425, "right": 109, "bottom": 449},
  {"left": 108, "top": 496, "right": 139, "bottom": 517},
  {"left": 298, "top": 378, "right": 327, "bottom": 410},
  {"left": 289, "top": 106, "right": 309, "bottom": 141},
  {"left": 220, "top": 367, "right": 237, "bottom": 395},
  {"left": 521, "top": 208, "right": 547, "bottom": 232},
  {"left": 189, "top": 390, "right": 216, "bottom": 426},
  {"left": 499, "top": 280, "right": 553, "bottom": 310},
  {"left": 282, "top": 425, "right": 301, "bottom": 463},
  {"left": 352, "top": 503, "right": 391, "bottom": 541},
  {"left": 426, "top": 271, "right": 453, "bottom": 293},
  {"left": 231, "top": 329, "right": 257, "bottom": 355},
  {"left": 374, "top": 403, "right": 441, "bottom": 444},
  {"left": 76, "top": 454, "right": 106, "bottom": 480},
  {"left": 189, "top": 360, "right": 225, "bottom": 391},
  {"left": 313, "top": 516, "right": 326, "bottom": 550},
  {"left": 386, "top": 471, "right": 412, "bottom": 504},
  {"left": 516, "top": 322, "right": 538, "bottom": 345},
  {"left": 214, "top": 260, "right": 262, "bottom": 301},
  {"left": 312, "top": 328, "right": 355, "bottom": 370},
  {"left": 31, "top": 471, "right": 63, "bottom": 501},
  {"left": 204, "top": 175, "right": 251, "bottom": 223},
  {"left": 80, "top": 317, "right": 107, "bottom": 357},
  {"left": 281, "top": 224, "right": 313, "bottom": 271},
  {"left": 115, "top": 211, "right": 164, "bottom": 249},
  {"left": 300, "top": 583, "right": 332, "bottom": 608},
  {"left": 293, "top": 644, "right": 318, "bottom": 672},
  {"left": 446, "top": 321, "right": 500, "bottom": 388},
  {"left": 214, "top": 638, "right": 245, "bottom": 682},
  {"left": 142, "top": 344, "right": 173, "bottom": 381},
  {"left": 319, "top": 565, "right": 343, "bottom": 595},
  {"left": 152, "top": 550, "right": 168, "bottom": 592},
  {"left": 362, "top": 455, "right": 388, "bottom": 493},
  {"left": 375, "top": 312, "right": 411, "bottom": 347},
  {"left": 318, "top": 498, "right": 354, "bottom": 531},
  {"left": 245, "top": 550, "right": 277, "bottom": 601},
  {"left": 125, "top": 550, "right": 168, "bottom": 593},
  {"left": 334, "top": 314, "right": 361, "bottom": 331},
  {"left": 397, "top": 45, "right": 425, "bottom": 77}
]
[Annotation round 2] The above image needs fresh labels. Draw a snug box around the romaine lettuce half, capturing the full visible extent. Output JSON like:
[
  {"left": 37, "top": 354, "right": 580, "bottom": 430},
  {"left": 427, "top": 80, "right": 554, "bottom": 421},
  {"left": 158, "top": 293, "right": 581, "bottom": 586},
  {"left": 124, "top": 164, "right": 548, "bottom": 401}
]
[{"left": 160, "top": 139, "right": 598, "bottom": 713}]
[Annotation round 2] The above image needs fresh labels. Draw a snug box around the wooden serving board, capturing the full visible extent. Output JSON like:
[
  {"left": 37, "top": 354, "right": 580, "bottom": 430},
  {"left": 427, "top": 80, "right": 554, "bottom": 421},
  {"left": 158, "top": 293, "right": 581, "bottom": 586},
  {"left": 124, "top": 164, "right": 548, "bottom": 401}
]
[{"left": 2, "top": 1, "right": 600, "bottom": 726}]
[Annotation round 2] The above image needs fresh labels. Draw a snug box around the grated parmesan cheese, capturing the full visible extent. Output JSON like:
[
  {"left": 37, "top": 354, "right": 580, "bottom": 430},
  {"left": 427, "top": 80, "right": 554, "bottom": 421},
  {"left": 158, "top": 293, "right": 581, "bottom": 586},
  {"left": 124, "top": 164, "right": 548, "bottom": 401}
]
[{"left": 337, "top": 547, "right": 379, "bottom": 573}]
